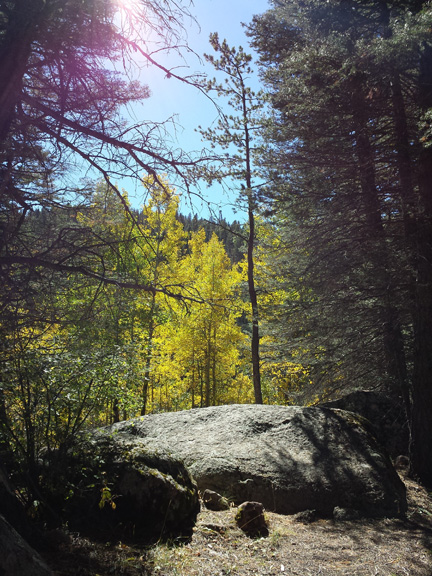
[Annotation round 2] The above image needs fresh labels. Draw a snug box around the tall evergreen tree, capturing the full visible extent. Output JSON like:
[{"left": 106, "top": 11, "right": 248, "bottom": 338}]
[{"left": 249, "top": 0, "right": 432, "bottom": 483}]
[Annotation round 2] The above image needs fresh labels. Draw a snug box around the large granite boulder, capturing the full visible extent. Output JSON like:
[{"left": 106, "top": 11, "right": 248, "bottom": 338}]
[
  {"left": 108, "top": 404, "right": 406, "bottom": 518},
  {"left": 40, "top": 433, "right": 200, "bottom": 542}
]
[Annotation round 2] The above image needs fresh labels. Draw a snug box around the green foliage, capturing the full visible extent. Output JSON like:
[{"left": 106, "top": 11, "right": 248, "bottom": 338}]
[
  {"left": 99, "top": 484, "right": 117, "bottom": 510},
  {"left": 248, "top": 0, "right": 432, "bottom": 394},
  {"left": 0, "top": 176, "right": 255, "bottom": 501},
  {"left": 250, "top": 0, "right": 432, "bottom": 483},
  {"left": 197, "top": 33, "right": 264, "bottom": 200}
]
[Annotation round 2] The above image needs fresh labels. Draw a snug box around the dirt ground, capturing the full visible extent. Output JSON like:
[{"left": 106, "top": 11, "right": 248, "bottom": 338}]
[{"left": 42, "top": 475, "right": 432, "bottom": 576}]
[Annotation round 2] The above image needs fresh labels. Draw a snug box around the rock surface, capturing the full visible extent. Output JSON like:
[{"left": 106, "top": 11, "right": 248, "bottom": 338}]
[
  {"left": 0, "top": 514, "right": 53, "bottom": 576},
  {"left": 109, "top": 404, "right": 407, "bottom": 518},
  {"left": 41, "top": 433, "right": 200, "bottom": 542}
]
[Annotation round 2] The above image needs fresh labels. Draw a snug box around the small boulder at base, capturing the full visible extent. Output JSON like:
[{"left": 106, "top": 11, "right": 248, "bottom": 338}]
[
  {"left": 40, "top": 433, "right": 200, "bottom": 542},
  {"left": 108, "top": 404, "right": 407, "bottom": 518},
  {"left": 202, "top": 489, "right": 230, "bottom": 511},
  {"left": 235, "top": 501, "right": 268, "bottom": 537}
]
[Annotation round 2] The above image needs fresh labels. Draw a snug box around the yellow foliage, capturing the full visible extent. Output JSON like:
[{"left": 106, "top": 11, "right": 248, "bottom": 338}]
[
  {"left": 262, "top": 360, "right": 312, "bottom": 405},
  {"left": 147, "top": 229, "right": 251, "bottom": 411}
]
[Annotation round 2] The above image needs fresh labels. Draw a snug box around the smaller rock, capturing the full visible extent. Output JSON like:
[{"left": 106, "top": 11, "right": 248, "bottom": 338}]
[
  {"left": 293, "top": 509, "right": 319, "bottom": 524},
  {"left": 235, "top": 502, "right": 268, "bottom": 537},
  {"left": 394, "top": 455, "right": 410, "bottom": 474},
  {"left": 202, "top": 489, "right": 230, "bottom": 511},
  {"left": 333, "top": 507, "right": 362, "bottom": 521},
  {"left": 200, "top": 523, "right": 227, "bottom": 535}
]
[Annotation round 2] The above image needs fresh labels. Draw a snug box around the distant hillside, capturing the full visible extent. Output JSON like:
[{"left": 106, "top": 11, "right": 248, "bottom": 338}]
[{"left": 177, "top": 213, "right": 246, "bottom": 263}]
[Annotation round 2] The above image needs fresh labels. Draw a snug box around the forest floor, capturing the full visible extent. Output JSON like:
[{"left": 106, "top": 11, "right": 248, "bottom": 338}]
[{"left": 41, "top": 473, "right": 432, "bottom": 576}]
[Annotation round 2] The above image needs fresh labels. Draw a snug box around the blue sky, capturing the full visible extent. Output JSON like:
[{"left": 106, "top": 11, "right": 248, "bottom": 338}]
[{"left": 127, "top": 0, "right": 271, "bottom": 220}]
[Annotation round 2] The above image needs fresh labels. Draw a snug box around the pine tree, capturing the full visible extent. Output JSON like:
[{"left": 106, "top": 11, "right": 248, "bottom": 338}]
[
  {"left": 249, "top": 0, "right": 432, "bottom": 483},
  {"left": 198, "top": 33, "right": 264, "bottom": 403}
]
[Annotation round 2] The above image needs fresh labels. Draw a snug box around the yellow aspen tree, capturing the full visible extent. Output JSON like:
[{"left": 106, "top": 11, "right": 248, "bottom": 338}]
[
  {"left": 152, "top": 229, "right": 251, "bottom": 411},
  {"left": 135, "top": 176, "right": 188, "bottom": 415}
]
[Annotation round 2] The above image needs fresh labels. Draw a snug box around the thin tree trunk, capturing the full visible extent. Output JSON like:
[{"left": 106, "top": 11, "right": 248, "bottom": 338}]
[
  {"left": 141, "top": 310, "right": 155, "bottom": 416},
  {"left": 205, "top": 328, "right": 211, "bottom": 407},
  {"left": 247, "top": 201, "right": 263, "bottom": 404},
  {"left": 212, "top": 324, "right": 217, "bottom": 405},
  {"left": 112, "top": 399, "right": 120, "bottom": 423},
  {"left": 239, "top": 68, "right": 263, "bottom": 404}
]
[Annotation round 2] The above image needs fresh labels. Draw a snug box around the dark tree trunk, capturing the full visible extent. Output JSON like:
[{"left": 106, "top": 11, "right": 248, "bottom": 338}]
[
  {"left": 205, "top": 335, "right": 211, "bottom": 407},
  {"left": 112, "top": 399, "right": 120, "bottom": 423},
  {"left": 388, "top": 70, "right": 420, "bottom": 424},
  {"left": 0, "top": 0, "right": 47, "bottom": 142},
  {"left": 240, "top": 71, "right": 263, "bottom": 404},
  {"left": 411, "top": 231, "right": 432, "bottom": 485},
  {"left": 141, "top": 295, "right": 156, "bottom": 416},
  {"left": 351, "top": 76, "right": 410, "bottom": 408},
  {"left": 247, "top": 202, "right": 263, "bottom": 404},
  {"left": 141, "top": 349, "right": 152, "bottom": 416},
  {"left": 410, "top": 44, "right": 432, "bottom": 485}
]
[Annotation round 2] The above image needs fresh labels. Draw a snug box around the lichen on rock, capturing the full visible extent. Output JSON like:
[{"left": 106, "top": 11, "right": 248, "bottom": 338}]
[
  {"left": 39, "top": 431, "right": 200, "bottom": 542},
  {"left": 108, "top": 404, "right": 407, "bottom": 518}
]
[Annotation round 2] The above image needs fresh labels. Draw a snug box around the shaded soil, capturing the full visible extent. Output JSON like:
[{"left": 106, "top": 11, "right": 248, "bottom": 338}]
[{"left": 40, "top": 475, "right": 432, "bottom": 576}]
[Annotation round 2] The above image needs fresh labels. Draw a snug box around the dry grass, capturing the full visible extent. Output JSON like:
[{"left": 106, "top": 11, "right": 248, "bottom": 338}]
[{"left": 43, "top": 475, "right": 432, "bottom": 576}]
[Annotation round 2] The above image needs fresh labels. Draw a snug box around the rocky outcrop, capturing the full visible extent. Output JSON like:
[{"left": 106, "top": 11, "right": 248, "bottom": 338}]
[
  {"left": 108, "top": 404, "right": 407, "bottom": 518},
  {"left": 40, "top": 433, "right": 200, "bottom": 542}
]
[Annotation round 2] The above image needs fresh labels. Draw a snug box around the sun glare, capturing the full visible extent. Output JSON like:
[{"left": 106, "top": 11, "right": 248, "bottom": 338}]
[
  {"left": 113, "top": 0, "right": 145, "bottom": 40},
  {"left": 115, "top": 0, "right": 140, "bottom": 12}
]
